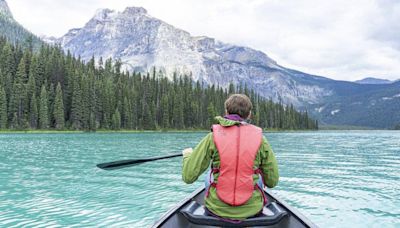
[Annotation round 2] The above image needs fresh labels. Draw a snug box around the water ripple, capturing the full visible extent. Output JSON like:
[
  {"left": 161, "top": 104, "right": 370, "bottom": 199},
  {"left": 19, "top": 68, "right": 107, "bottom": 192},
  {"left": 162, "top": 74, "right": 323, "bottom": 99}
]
[{"left": 0, "top": 131, "right": 399, "bottom": 227}]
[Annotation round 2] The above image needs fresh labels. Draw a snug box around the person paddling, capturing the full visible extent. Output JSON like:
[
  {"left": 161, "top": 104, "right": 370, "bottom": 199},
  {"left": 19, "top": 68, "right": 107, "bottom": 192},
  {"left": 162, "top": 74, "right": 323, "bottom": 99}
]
[{"left": 182, "top": 94, "right": 279, "bottom": 221}]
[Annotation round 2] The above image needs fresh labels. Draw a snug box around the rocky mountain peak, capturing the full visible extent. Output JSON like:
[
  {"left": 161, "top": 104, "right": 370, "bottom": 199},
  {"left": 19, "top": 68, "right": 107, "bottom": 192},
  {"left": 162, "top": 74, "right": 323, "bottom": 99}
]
[
  {"left": 92, "top": 8, "right": 116, "bottom": 21},
  {"left": 123, "top": 7, "right": 147, "bottom": 16}
]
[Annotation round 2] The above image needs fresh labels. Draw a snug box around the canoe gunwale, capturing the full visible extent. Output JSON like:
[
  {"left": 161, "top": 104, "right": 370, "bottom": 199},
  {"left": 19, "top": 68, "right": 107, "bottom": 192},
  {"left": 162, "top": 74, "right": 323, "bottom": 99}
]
[
  {"left": 152, "top": 186, "right": 318, "bottom": 228},
  {"left": 152, "top": 187, "right": 204, "bottom": 228},
  {"left": 264, "top": 188, "right": 318, "bottom": 228}
]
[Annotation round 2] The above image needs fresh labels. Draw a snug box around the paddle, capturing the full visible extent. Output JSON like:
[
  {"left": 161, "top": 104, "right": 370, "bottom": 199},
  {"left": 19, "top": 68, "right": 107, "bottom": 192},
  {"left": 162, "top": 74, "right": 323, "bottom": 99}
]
[{"left": 96, "top": 153, "right": 182, "bottom": 170}]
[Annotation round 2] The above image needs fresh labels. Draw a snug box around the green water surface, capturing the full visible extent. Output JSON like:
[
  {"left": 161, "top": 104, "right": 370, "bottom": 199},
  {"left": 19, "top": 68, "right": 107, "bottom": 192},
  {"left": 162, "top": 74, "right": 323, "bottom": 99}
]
[{"left": 0, "top": 131, "right": 399, "bottom": 227}]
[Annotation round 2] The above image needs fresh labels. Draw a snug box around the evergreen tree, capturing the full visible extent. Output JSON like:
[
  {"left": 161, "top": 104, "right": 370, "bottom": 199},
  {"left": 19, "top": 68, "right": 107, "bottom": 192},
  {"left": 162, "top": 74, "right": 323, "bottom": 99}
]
[
  {"left": 173, "top": 93, "right": 184, "bottom": 128},
  {"left": 38, "top": 85, "right": 49, "bottom": 129},
  {"left": 27, "top": 70, "right": 36, "bottom": 104},
  {"left": 71, "top": 76, "right": 83, "bottom": 130},
  {"left": 207, "top": 102, "right": 216, "bottom": 126},
  {"left": 0, "top": 86, "right": 7, "bottom": 128},
  {"left": 122, "top": 96, "right": 132, "bottom": 129},
  {"left": 9, "top": 58, "right": 28, "bottom": 129},
  {"left": 0, "top": 44, "right": 15, "bottom": 99},
  {"left": 48, "top": 83, "right": 55, "bottom": 127},
  {"left": 53, "top": 83, "right": 65, "bottom": 129},
  {"left": 161, "top": 96, "right": 169, "bottom": 128},
  {"left": 112, "top": 108, "right": 121, "bottom": 130},
  {"left": 29, "top": 93, "right": 38, "bottom": 129}
]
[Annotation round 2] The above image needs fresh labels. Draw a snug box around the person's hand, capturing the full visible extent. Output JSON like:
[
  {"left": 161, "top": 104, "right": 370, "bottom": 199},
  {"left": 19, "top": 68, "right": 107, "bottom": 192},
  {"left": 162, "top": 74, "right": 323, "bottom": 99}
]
[{"left": 182, "top": 148, "right": 193, "bottom": 156}]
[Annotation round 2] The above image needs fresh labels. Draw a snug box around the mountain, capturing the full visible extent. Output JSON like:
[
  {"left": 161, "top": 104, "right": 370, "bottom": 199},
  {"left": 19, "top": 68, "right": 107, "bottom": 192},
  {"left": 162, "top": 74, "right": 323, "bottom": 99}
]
[
  {"left": 355, "top": 77, "right": 393, "bottom": 84},
  {"left": 310, "top": 81, "right": 400, "bottom": 128},
  {"left": 0, "top": 0, "right": 42, "bottom": 49},
  {"left": 48, "top": 7, "right": 400, "bottom": 129},
  {"left": 57, "top": 7, "right": 334, "bottom": 107}
]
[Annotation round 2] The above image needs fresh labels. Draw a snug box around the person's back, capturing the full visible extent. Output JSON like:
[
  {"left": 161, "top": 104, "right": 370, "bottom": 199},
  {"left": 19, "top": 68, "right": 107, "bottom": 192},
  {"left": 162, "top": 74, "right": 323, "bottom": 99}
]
[{"left": 182, "top": 94, "right": 279, "bottom": 220}]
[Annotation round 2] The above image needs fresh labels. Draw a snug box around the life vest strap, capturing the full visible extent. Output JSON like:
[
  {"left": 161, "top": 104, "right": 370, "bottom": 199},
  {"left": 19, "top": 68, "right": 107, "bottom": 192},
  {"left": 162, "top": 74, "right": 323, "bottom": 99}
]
[
  {"left": 255, "top": 184, "right": 268, "bottom": 206},
  {"left": 206, "top": 182, "right": 217, "bottom": 198},
  {"left": 212, "top": 168, "right": 220, "bottom": 173},
  {"left": 254, "top": 168, "right": 267, "bottom": 186}
]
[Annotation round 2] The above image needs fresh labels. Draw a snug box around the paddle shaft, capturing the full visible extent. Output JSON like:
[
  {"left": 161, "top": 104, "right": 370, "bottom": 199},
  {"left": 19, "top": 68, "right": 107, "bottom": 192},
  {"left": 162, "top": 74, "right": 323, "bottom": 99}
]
[{"left": 96, "top": 153, "right": 182, "bottom": 170}]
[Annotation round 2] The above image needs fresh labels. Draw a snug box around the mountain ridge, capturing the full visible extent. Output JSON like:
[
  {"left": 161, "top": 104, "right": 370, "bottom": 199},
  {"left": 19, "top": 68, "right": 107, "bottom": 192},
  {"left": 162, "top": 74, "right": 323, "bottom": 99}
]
[{"left": 354, "top": 77, "right": 393, "bottom": 84}]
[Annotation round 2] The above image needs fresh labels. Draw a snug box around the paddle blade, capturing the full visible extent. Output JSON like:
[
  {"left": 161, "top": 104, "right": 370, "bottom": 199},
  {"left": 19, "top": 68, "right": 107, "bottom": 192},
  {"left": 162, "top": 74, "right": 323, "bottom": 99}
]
[{"left": 96, "top": 159, "right": 145, "bottom": 170}]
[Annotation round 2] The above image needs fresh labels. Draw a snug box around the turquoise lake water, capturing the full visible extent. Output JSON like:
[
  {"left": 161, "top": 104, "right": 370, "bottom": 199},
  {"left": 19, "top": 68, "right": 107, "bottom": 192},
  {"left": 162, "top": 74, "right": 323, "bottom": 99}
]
[{"left": 0, "top": 131, "right": 399, "bottom": 227}]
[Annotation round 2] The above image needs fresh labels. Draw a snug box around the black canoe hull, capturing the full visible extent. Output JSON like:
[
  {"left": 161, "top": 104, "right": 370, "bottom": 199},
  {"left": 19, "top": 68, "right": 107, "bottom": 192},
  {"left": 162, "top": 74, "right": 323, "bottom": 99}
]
[{"left": 153, "top": 187, "right": 318, "bottom": 228}]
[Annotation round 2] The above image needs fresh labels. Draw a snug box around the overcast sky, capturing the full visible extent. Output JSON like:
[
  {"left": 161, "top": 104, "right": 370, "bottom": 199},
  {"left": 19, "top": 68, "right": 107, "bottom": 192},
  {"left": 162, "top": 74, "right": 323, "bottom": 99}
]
[{"left": 6, "top": 0, "right": 400, "bottom": 81}]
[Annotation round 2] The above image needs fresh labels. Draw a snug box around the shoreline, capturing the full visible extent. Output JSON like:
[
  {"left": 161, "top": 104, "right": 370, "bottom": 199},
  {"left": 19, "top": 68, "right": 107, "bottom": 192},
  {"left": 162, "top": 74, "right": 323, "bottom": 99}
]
[
  {"left": 0, "top": 129, "right": 321, "bottom": 134},
  {"left": 1, "top": 129, "right": 397, "bottom": 134}
]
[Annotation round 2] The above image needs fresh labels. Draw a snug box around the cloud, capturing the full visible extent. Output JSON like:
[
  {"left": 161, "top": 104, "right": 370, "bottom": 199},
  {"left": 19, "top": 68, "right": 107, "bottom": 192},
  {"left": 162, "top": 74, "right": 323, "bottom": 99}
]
[{"left": 6, "top": 0, "right": 400, "bottom": 81}]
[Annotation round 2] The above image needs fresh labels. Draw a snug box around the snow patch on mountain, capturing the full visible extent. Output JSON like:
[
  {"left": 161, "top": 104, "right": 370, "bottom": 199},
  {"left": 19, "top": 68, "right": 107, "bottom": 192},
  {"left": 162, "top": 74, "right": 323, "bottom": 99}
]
[
  {"left": 40, "top": 35, "right": 58, "bottom": 45},
  {"left": 331, "top": 109, "right": 340, "bottom": 115},
  {"left": 315, "top": 107, "right": 325, "bottom": 113}
]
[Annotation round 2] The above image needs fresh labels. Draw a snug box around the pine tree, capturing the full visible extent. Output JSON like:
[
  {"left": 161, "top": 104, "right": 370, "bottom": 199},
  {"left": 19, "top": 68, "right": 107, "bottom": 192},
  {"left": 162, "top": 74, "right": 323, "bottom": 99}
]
[
  {"left": 71, "top": 76, "right": 83, "bottom": 130},
  {"left": 29, "top": 93, "right": 38, "bottom": 129},
  {"left": 9, "top": 58, "right": 28, "bottom": 129},
  {"left": 27, "top": 70, "right": 36, "bottom": 104},
  {"left": 15, "top": 56, "right": 28, "bottom": 83},
  {"left": 142, "top": 102, "right": 153, "bottom": 129},
  {"left": 38, "top": 85, "right": 49, "bottom": 129},
  {"left": 89, "top": 111, "right": 96, "bottom": 131},
  {"left": 0, "top": 44, "right": 16, "bottom": 99},
  {"left": 161, "top": 96, "right": 169, "bottom": 128},
  {"left": 53, "top": 83, "right": 65, "bottom": 130},
  {"left": 207, "top": 102, "right": 216, "bottom": 126},
  {"left": 112, "top": 108, "right": 121, "bottom": 130},
  {"left": 48, "top": 83, "right": 55, "bottom": 128},
  {"left": 0, "top": 86, "right": 7, "bottom": 129},
  {"left": 122, "top": 96, "right": 132, "bottom": 129},
  {"left": 173, "top": 93, "right": 184, "bottom": 128}
]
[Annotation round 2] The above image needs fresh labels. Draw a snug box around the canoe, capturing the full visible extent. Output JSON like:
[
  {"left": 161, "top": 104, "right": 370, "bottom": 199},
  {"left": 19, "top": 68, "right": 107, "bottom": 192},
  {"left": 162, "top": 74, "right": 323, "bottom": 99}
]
[{"left": 153, "top": 187, "right": 318, "bottom": 228}]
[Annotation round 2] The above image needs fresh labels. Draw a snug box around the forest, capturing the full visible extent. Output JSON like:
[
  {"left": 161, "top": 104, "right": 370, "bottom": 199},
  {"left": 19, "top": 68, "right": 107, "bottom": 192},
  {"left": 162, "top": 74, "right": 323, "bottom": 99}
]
[{"left": 0, "top": 37, "right": 318, "bottom": 131}]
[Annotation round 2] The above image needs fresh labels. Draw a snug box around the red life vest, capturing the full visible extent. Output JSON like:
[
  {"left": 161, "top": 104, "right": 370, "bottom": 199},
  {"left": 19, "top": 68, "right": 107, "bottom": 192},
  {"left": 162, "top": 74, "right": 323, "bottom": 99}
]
[{"left": 211, "top": 123, "right": 263, "bottom": 206}]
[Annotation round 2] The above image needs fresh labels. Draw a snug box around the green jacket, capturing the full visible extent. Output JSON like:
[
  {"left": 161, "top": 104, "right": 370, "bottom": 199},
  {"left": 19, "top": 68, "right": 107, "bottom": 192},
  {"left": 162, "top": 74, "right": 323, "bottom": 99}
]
[{"left": 182, "top": 116, "right": 279, "bottom": 220}]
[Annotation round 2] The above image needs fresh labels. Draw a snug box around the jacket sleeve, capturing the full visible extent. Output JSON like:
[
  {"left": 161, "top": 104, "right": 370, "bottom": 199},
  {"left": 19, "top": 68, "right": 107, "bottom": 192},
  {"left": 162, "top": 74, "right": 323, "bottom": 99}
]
[
  {"left": 259, "top": 137, "right": 279, "bottom": 188},
  {"left": 182, "top": 133, "right": 213, "bottom": 184}
]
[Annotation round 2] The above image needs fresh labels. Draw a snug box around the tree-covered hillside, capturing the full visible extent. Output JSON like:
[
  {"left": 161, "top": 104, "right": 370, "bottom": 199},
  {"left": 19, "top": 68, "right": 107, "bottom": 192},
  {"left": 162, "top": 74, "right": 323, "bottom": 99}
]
[
  {"left": 0, "top": 37, "right": 317, "bottom": 131},
  {"left": 0, "top": 2, "right": 42, "bottom": 50}
]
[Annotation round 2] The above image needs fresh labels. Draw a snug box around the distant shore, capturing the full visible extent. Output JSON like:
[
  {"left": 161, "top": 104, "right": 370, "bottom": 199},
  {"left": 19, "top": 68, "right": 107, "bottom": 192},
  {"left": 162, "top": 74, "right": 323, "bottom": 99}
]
[
  {"left": 0, "top": 127, "right": 395, "bottom": 133},
  {"left": 0, "top": 128, "right": 320, "bottom": 133}
]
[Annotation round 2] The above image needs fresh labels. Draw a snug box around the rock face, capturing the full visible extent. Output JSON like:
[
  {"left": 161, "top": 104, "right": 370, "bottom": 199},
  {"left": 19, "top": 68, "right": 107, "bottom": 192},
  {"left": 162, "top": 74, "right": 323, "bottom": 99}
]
[
  {"left": 57, "top": 7, "right": 334, "bottom": 107},
  {"left": 50, "top": 6, "right": 400, "bottom": 128}
]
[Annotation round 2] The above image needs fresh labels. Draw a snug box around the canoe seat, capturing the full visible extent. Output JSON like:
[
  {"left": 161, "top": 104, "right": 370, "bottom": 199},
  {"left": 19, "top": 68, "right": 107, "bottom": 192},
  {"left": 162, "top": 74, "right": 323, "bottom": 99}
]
[{"left": 180, "top": 201, "right": 288, "bottom": 227}]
